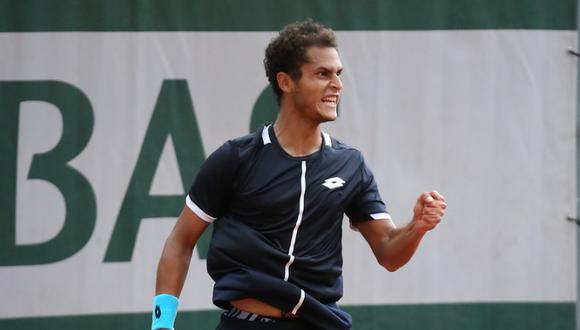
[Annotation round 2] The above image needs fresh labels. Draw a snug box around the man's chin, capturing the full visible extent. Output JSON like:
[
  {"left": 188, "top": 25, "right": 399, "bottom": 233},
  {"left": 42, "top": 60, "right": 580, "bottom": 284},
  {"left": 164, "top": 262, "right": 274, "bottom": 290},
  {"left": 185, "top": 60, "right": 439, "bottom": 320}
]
[
  {"left": 317, "top": 108, "right": 338, "bottom": 122},
  {"left": 322, "top": 111, "right": 338, "bottom": 122}
]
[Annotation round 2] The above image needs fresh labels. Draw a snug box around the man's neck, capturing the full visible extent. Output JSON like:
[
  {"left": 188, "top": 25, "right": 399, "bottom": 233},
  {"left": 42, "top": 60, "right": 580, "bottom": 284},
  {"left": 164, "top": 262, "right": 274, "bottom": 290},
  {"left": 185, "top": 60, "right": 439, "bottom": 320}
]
[{"left": 273, "top": 106, "right": 322, "bottom": 157}]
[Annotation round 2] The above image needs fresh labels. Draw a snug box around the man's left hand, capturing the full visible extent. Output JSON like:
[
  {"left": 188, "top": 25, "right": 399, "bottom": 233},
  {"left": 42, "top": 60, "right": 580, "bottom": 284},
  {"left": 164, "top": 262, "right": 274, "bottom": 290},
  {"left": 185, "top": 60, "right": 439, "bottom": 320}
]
[{"left": 411, "top": 191, "right": 447, "bottom": 234}]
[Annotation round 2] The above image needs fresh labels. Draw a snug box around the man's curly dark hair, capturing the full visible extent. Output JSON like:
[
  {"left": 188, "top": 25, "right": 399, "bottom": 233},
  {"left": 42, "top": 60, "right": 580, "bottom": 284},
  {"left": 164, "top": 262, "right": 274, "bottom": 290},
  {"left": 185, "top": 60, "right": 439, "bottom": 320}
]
[{"left": 264, "top": 19, "right": 337, "bottom": 104}]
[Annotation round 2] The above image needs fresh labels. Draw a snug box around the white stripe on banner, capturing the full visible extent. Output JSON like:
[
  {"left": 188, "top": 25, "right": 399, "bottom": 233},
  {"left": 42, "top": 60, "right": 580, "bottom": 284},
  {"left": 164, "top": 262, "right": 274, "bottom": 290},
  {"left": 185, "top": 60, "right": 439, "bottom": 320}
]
[{"left": 0, "top": 30, "right": 574, "bottom": 319}]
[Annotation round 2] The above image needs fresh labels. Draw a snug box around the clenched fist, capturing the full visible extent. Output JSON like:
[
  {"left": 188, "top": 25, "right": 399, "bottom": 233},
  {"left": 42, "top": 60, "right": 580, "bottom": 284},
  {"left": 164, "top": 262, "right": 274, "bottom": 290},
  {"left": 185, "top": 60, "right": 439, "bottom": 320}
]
[{"left": 412, "top": 191, "right": 447, "bottom": 234}]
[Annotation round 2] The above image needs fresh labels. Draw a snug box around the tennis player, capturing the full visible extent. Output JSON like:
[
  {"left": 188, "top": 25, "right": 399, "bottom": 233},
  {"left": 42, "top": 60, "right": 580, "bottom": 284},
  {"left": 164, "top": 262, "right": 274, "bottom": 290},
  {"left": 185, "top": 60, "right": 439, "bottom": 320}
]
[{"left": 151, "top": 19, "right": 446, "bottom": 330}]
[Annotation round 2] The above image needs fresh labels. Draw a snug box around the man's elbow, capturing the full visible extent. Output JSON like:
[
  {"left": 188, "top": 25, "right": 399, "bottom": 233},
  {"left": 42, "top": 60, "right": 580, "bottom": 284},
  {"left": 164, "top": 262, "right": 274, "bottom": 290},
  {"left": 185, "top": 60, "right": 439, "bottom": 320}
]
[{"left": 378, "top": 258, "right": 402, "bottom": 272}]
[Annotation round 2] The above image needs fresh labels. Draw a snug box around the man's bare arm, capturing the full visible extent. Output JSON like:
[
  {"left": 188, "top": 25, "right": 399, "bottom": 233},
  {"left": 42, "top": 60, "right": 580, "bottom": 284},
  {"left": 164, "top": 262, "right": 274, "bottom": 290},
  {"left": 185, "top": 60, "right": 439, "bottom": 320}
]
[
  {"left": 156, "top": 205, "right": 210, "bottom": 296},
  {"left": 355, "top": 191, "right": 446, "bottom": 272}
]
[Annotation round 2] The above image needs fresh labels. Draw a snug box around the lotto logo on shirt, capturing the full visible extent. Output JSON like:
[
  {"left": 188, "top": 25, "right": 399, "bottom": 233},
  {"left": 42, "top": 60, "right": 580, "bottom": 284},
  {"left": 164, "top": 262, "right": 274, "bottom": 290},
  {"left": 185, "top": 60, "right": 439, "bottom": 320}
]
[{"left": 322, "top": 177, "right": 345, "bottom": 189}]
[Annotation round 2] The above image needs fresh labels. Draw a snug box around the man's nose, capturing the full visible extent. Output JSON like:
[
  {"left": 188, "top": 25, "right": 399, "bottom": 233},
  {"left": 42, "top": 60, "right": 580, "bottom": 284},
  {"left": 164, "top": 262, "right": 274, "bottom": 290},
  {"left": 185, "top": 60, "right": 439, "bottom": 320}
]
[{"left": 331, "top": 75, "right": 342, "bottom": 91}]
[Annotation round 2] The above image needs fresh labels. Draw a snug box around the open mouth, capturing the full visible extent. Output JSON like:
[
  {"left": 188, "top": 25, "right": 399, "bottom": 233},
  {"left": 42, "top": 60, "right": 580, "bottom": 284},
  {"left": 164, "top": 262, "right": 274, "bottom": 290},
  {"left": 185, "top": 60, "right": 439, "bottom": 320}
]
[{"left": 321, "top": 95, "right": 338, "bottom": 106}]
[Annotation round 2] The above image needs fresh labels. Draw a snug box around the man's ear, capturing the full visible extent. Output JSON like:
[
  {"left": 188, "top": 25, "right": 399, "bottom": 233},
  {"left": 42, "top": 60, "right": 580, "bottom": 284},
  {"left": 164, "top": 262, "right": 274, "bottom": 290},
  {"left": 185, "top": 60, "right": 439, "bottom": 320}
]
[{"left": 276, "top": 72, "right": 295, "bottom": 94}]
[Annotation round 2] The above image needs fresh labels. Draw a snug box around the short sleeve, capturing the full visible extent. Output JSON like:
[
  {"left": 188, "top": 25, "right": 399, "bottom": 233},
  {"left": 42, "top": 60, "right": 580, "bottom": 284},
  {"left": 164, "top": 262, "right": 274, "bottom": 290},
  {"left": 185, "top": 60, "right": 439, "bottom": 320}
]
[
  {"left": 186, "top": 142, "right": 236, "bottom": 222},
  {"left": 345, "top": 158, "right": 390, "bottom": 225}
]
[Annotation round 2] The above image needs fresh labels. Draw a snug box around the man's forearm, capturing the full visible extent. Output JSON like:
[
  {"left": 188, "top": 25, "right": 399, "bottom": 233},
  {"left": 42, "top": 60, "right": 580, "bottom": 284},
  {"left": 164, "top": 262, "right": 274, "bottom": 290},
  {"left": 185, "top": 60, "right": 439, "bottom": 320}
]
[
  {"left": 155, "top": 238, "right": 193, "bottom": 296},
  {"left": 378, "top": 191, "right": 446, "bottom": 271},
  {"left": 155, "top": 207, "right": 209, "bottom": 296},
  {"left": 152, "top": 207, "right": 208, "bottom": 330},
  {"left": 379, "top": 221, "right": 425, "bottom": 272}
]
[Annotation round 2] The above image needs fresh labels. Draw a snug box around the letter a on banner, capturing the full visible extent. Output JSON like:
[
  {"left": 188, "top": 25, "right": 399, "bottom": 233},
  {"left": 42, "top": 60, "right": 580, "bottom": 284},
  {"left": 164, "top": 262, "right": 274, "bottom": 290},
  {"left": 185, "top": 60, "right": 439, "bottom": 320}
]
[
  {"left": 0, "top": 80, "right": 96, "bottom": 266},
  {"left": 105, "top": 79, "right": 209, "bottom": 262}
]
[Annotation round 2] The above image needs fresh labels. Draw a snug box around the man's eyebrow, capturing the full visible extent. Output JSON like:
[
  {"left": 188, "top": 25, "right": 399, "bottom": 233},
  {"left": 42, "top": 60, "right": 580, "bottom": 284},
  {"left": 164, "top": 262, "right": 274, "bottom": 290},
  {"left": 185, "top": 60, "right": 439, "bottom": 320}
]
[{"left": 315, "top": 66, "right": 343, "bottom": 73}]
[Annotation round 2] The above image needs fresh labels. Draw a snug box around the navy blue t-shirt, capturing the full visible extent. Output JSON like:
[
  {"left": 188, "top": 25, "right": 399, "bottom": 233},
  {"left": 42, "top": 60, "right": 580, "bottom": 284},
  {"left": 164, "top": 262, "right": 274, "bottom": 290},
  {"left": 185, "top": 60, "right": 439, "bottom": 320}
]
[{"left": 186, "top": 124, "right": 389, "bottom": 329}]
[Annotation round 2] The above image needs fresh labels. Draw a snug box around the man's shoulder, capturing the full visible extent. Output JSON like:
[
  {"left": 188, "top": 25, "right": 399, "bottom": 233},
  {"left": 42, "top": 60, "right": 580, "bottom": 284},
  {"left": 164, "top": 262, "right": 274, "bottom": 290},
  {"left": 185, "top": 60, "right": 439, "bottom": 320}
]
[
  {"left": 218, "top": 126, "right": 265, "bottom": 160},
  {"left": 326, "top": 134, "right": 363, "bottom": 159},
  {"left": 328, "top": 135, "right": 353, "bottom": 150},
  {"left": 227, "top": 131, "right": 260, "bottom": 148}
]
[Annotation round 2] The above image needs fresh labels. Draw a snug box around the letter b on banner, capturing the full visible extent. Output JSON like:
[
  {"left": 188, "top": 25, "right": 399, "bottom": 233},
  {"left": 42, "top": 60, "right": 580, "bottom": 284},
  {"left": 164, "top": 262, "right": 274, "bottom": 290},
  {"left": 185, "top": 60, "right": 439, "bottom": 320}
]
[{"left": 0, "top": 81, "right": 96, "bottom": 265}]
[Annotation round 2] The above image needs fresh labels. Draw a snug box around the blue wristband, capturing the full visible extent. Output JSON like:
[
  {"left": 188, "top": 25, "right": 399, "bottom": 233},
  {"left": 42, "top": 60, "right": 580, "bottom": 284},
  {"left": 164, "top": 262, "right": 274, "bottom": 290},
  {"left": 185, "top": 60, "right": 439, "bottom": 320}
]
[{"left": 151, "top": 294, "right": 179, "bottom": 330}]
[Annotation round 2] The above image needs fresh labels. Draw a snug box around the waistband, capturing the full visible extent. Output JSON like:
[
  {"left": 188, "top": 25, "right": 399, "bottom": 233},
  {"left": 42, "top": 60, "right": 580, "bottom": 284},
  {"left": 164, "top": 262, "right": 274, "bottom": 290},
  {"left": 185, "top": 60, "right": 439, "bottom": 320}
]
[{"left": 224, "top": 307, "right": 303, "bottom": 322}]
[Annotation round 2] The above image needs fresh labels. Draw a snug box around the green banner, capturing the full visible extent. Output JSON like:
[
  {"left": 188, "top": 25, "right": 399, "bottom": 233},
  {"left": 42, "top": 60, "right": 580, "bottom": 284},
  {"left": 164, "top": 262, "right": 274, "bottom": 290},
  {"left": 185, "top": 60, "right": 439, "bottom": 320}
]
[{"left": 0, "top": 0, "right": 575, "bottom": 32}]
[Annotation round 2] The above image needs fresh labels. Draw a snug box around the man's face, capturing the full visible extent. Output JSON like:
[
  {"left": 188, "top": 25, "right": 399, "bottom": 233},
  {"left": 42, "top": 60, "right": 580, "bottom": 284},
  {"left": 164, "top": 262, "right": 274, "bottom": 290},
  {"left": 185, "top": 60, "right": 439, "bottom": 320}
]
[{"left": 291, "top": 46, "right": 343, "bottom": 123}]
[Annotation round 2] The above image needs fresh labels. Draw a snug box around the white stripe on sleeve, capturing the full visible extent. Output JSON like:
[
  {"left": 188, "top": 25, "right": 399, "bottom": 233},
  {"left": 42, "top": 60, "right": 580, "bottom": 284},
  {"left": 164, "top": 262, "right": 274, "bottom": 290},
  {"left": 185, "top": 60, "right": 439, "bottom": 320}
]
[
  {"left": 370, "top": 212, "right": 391, "bottom": 220},
  {"left": 350, "top": 213, "right": 395, "bottom": 232},
  {"left": 185, "top": 195, "right": 217, "bottom": 223}
]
